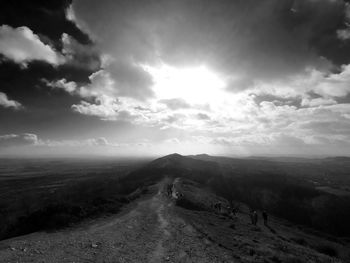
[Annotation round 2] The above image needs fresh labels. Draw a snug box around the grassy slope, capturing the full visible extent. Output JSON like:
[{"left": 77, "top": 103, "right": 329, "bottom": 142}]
[{"left": 174, "top": 178, "right": 350, "bottom": 262}]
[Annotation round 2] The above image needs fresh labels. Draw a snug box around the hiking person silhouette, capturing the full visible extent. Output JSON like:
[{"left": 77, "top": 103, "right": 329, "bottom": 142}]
[
  {"left": 262, "top": 210, "right": 268, "bottom": 226},
  {"left": 167, "top": 184, "right": 172, "bottom": 196},
  {"left": 232, "top": 207, "right": 237, "bottom": 216},
  {"left": 253, "top": 211, "right": 258, "bottom": 225},
  {"left": 215, "top": 202, "right": 222, "bottom": 212}
]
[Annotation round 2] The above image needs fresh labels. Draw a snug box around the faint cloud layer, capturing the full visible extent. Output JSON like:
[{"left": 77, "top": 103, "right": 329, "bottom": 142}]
[
  {"left": 0, "top": 133, "right": 39, "bottom": 147},
  {"left": 0, "top": 134, "right": 118, "bottom": 148}
]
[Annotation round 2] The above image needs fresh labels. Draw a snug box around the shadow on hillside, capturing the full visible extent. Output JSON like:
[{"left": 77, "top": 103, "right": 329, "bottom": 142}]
[{"left": 0, "top": 175, "right": 154, "bottom": 241}]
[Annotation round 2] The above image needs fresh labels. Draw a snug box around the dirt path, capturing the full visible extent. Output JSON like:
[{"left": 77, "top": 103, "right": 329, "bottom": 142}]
[
  {"left": 0, "top": 179, "right": 234, "bottom": 263},
  {"left": 149, "top": 191, "right": 169, "bottom": 262}
]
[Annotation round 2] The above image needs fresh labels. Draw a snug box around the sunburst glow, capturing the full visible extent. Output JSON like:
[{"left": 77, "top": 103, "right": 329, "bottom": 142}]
[{"left": 145, "top": 64, "right": 226, "bottom": 105}]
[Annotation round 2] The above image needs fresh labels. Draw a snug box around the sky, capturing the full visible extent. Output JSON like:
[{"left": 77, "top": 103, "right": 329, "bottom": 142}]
[{"left": 0, "top": 0, "right": 350, "bottom": 157}]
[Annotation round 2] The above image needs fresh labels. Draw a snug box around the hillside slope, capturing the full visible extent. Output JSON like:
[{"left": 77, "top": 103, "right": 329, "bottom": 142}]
[
  {"left": 173, "top": 177, "right": 350, "bottom": 262},
  {"left": 0, "top": 177, "right": 348, "bottom": 262}
]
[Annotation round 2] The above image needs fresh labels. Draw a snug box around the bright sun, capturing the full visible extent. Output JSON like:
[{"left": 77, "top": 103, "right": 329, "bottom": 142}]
[{"left": 144, "top": 64, "right": 226, "bottom": 105}]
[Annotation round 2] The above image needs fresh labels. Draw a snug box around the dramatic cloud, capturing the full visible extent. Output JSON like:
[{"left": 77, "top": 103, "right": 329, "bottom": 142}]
[
  {"left": 72, "top": 97, "right": 120, "bottom": 120},
  {"left": 72, "top": 0, "right": 350, "bottom": 87},
  {"left": 45, "top": 78, "right": 78, "bottom": 94},
  {"left": 0, "top": 25, "right": 63, "bottom": 66},
  {"left": 48, "top": 63, "right": 153, "bottom": 101},
  {"left": 61, "top": 33, "right": 100, "bottom": 70},
  {"left": 312, "top": 65, "right": 350, "bottom": 98},
  {"left": 1, "top": 0, "right": 350, "bottom": 156},
  {"left": 0, "top": 92, "right": 22, "bottom": 109}
]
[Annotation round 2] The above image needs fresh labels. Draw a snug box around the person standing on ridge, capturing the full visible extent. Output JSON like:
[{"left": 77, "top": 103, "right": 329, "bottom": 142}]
[
  {"left": 262, "top": 210, "right": 268, "bottom": 226},
  {"left": 253, "top": 211, "right": 258, "bottom": 225}
]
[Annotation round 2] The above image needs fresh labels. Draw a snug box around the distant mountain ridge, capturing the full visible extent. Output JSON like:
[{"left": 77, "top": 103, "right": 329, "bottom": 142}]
[{"left": 148, "top": 153, "right": 218, "bottom": 170}]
